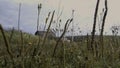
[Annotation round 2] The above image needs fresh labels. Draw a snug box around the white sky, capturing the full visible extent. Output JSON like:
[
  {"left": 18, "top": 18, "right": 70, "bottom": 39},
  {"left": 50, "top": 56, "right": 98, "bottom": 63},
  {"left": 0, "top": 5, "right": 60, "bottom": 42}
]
[{"left": 0, "top": 0, "right": 120, "bottom": 35}]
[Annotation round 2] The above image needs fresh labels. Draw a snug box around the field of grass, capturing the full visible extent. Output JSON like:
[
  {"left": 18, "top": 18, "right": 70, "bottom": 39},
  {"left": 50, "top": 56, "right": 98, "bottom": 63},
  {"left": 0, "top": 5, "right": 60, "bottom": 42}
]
[
  {"left": 1, "top": 0, "right": 120, "bottom": 67},
  {"left": 0, "top": 28, "right": 120, "bottom": 68}
]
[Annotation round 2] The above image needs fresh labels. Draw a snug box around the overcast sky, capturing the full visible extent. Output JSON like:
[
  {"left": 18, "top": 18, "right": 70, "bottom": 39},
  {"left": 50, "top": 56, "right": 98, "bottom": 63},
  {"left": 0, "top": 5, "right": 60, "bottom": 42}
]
[{"left": 0, "top": 0, "right": 120, "bottom": 35}]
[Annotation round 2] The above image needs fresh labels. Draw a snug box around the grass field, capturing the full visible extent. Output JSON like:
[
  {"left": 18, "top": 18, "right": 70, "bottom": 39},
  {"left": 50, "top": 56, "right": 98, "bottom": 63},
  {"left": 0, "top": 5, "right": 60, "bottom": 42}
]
[
  {"left": 0, "top": 28, "right": 120, "bottom": 68},
  {"left": 1, "top": 0, "right": 120, "bottom": 68}
]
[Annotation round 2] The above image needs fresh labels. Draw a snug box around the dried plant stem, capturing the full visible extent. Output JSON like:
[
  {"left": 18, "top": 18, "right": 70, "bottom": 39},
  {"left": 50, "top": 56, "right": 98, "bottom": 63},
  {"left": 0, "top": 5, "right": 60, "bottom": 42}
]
[
  {"left": 20, "top": 31, "right": 25, "bottom": 68},
  {"left": 37, "top": 4, "right": 42, "bottom": 31},
  {"left": 37, "top": 10, "right": 55, "bottom": 55},
  {"left": 91, "top": 0, "right": 100, "bottom": 53},
  {"left": 44, "top": 12, "right": 51, "bottom": 31},
  {"left": 20, "top": 31, "right": 24, "bottom": 56},
  {"left": 52, "top": 19, "right": 72, "bottom": 57},
  {"left": 100, "top": 0, "right": 108, "bottom": 58},
  {"left": 0, "top": 24, "right": 13, "bottom": 58},
  {"left": 0, "top": 24, "right": 15, "bottom": 67}
]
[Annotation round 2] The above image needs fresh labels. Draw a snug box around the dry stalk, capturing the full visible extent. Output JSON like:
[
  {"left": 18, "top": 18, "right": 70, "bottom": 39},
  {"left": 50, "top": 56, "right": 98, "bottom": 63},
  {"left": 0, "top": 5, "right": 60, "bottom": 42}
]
[
  {"left": 20, "top": 31, "right": 24, "bottom": 57},
  {"left": 37, "top": 3, "right": 42, "bottom": 31},
  {"left": 37, "top": 10, "right": 55, "bottom": 55},
  {"left": 0, "top": 24, "right": 13, "bottom": 58},
  {"left": 100, "top": 0, "right": 108, "bottom": 57},
  {"left": 43, "top": 12, "right": 51, "bottom": 31},
  {"left": 0, "top": 24, "right": 15, "bottom": 67},
  {"left": 52, "top": 18, "right": 73, "bottom": 57},
  {"left": 91, "top": 0, "right": 100, "bottom": 53},
  {"left": 20, "top": 31, "right": 25, "bottom": 68}
]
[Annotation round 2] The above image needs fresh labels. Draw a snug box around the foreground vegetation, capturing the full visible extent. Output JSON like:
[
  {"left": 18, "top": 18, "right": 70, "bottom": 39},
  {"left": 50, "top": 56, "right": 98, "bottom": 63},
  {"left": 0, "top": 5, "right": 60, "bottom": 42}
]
[
  {"left": 1, "top": 0, "right": 120, "bottom": 68},
  {"left": 0, "top": 28, "right": 120, "bottom": 68}
]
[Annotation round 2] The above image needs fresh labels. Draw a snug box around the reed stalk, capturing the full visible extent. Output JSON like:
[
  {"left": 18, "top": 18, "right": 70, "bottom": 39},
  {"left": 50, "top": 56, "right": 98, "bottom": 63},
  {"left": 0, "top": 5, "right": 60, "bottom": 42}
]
[
  {"left": 91, "top": 0, "right": 100, "bottom": 53},
  {"left": 52, "top": 18, "right": 73, "bottom": 57},
  {"left": 0, "top": 24, "right": 15, "bottom": 67},
  {"left": 100, "top": 0, "right": 108, "bottom": 58},
  {"left": 38, "top": 10, "right": 55, "bottom": 55}
]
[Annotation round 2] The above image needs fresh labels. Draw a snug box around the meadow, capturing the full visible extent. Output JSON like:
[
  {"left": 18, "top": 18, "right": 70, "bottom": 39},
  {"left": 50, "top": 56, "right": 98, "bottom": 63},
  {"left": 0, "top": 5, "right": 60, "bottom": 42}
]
[
  {"left": 1, "top": 0, "right": 120, "bottom": 68},
  {"left": 0, "top": 25, "right": 120, "bottom": 68}
]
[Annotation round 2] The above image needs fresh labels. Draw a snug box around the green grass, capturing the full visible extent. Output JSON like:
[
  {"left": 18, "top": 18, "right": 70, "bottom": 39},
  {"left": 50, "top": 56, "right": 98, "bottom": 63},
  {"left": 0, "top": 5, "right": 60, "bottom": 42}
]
[{"left": 0, "top": 29, "right": 120, "bottom": 68}]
